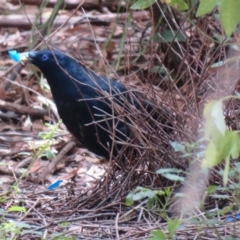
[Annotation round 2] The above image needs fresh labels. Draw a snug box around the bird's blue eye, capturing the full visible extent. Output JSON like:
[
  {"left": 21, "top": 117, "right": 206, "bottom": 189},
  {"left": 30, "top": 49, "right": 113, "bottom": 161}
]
[{"left": 42, "top": 54, "right": 48, "bottom": 61}]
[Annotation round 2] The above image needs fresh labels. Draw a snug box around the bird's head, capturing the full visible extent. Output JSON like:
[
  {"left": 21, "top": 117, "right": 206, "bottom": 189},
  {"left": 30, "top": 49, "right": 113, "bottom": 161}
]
[
  {"left": 19, "top": 50, "right": 70, "bottom": 74},
  {"left": 19, "top": 49, "right": 109, "bottom": 97}
]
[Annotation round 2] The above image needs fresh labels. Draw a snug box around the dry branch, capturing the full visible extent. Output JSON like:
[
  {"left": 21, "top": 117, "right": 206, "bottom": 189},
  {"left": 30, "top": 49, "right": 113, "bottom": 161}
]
[
  {"left": 10, "top": 0, "right": 125, "bottom": 11},
  {"left": 39, "top": 140, "right": 76, "bottom": 180},
  {"left": 0, "top": 99, "right": 47, "bottom": 117},
  {"left": 0, "top": 11, "right": 149, "bottom": 29}
]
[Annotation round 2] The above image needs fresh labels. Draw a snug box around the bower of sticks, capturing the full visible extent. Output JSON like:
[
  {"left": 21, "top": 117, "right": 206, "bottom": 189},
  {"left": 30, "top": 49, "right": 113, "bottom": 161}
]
[{"left": 1, "top": 1, "right": 240, "bottom": 239}]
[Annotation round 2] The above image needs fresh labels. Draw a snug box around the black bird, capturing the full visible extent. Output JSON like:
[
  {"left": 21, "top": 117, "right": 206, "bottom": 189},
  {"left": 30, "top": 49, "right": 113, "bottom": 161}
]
[{"left": 20, "top": 50, "right": 165, "bottom": 159}]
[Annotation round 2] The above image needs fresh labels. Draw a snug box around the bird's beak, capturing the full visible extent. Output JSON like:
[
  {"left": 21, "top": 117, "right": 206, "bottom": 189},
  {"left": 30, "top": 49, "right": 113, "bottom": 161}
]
[
  {"left": 19, "top": 52, "right": 38, "bottom": 64},
  {"left": 19, "top": 52, "right": 31, "bottom": 64}
]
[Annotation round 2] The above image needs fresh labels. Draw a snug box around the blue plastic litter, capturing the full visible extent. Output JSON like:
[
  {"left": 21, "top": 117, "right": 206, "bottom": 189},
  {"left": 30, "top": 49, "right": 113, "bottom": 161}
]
[
  {"left": 47, "top": 180, "right": 63, "bottom": 190},
  {"left": 226, "top": 217, "right": 234, "bottom": 222},
  {"left": 225, "top": 213, "right": 240, "bottom": 222},
  {"left": 236, "top": 214, "right": 240, "bottom": 219},
  {"left": 8, "top": 50, "right": 20, "bottom": 62}
]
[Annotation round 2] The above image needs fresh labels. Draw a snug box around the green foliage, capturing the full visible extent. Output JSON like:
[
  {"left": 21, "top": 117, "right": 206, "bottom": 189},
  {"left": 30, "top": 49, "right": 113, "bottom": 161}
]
[
  {"left": 59, "top": 222, "right": 70, "bottom": 228},
  {"left": 149, "top": 230, "right": 166, "bottom": 240},
  {"left": 202, "top": 99, "right": 240, "bottom": 185},
  {"left": 0, "top": 209, "right": 33, "bottom": 239},
  {"left": 32, "top": 120, "right": 62, "bottom": 160},
  {"left": 126, "top": 186, "right": 165, "bottom": 208},
  {"left": 8, "top": 206, "right": 26, "bottom": 213},
  {"left": 131, "top": 0, "right": 188, "bottom": 11},
  {"left": 153, "top": 30, "right": 186, "bottom": 43},
  {"left": 168, "top": 0, "right": 189, "bottom": 11},
  {"left": 196, "top": 0, "right": 240, "bottom": 37},
  {"left": 149, "top": 218, "right": 181, "bottom": 240},
  {"left": 204, "top": 100, "right": 226, "bottom": 137},
  {"left": 130, "top": 0, "right": 156, "bottom": 9},
  {"left": 10, "top": 185, "right": 21, "bottom": 195},
  {"left": 167, "top": 218, "right": 181, "bottom": 237},
  {"left": 205, "top": 163, "right": 240, "bottom": 212},
  {"left": 0, "top": 220, "right": 29, "bottom": 239},
  {"left": 170, "top": 140, "right": 197, "bottom": 158},
  {"left": 196, "top": 0, "right": 219, "bottom": 16},
  {"left": 51, "top": 236, "right": 75, "bottom": 240},
  {"left": 170, "top": 141, "right": 186, "bottom": 153},
  {"left": 217, "top": 163, "right": 240, "bottom": 199},
  {"left": 156, "top": 168, "right": 185, "bottom": 182},
  {"left": 38, "top": 121, "right": 61, "bottom": 140}
]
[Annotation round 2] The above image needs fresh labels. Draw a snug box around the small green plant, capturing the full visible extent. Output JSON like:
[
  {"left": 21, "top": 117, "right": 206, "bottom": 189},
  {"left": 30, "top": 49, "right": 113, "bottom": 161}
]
[
  {"left": 156, "top": 168, "right": 185, "bottom": 182},
  {"left": 206, "top": 162, "right": 240, "bottom": 205},
  {"left": 31, "top": 120, "right": 62, "bottom": 160},
  {"left": 149, "top": 217, "right": 181, "bottom": 240},
  {"left": 202, "top": 98, "right": 240, "bottom": 185},
  {"left": 132, "top": 0, "right": 240, "bottom": 38},
  {"left": 126, "top": 186, "right": 165, "bottom": 208},
  {"left": 58, "top": 221, "right": 70, "bottom": 228},
  {"left": 0, "top": 219, "right": 36, "bottom": 240},
  {"left": 149, "top": 229, "right": 166, "bottom": 240},
  {"left": 125, "top": 186, "right": 172, "bottom": 219},
  {"left": 0, "top": 221, "right": 22, "bottom": 240},
  {"left": 8, "top": 206, "right": 26, "bottom": 213},
  {"left": 196, "top": 0, "right": 240, "bottom": 37}
]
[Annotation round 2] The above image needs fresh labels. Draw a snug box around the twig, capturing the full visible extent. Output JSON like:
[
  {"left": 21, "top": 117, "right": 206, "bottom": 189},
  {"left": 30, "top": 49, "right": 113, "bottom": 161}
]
[
  {"left": 10, "top": 0, "right": 128, "bottom": 12},
  {"left": 115, "top": 212, "right": 119, "bottom": 240},
  {"left": 0, "top": 99, "right": 47, "bottom": 117},
  {"left": 39, "top": 140, "right": 76, "bottom": 180},
  {"left": 19, "top": 198, "right": 41, "bottom": 221},
  {"left": 31, "top": 213, "right": 117, "bottom": 232},
  {"left": 0, "top": 12, "right": 150, "bottom": 28}
]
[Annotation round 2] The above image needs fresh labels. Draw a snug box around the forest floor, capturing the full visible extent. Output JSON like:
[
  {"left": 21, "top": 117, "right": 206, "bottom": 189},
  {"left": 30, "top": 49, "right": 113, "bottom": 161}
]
[{"left": 1, "top": 1, "right": 240, "bottom": 239}]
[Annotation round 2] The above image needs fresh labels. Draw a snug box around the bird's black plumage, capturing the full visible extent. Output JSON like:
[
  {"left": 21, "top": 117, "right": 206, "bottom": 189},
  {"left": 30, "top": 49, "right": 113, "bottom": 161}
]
[
  {"left": 21, "top": 50, "right": 166, "bottom": 159},
  {"left": 21, "top": 50, "right": 136, "bottom": 158}
]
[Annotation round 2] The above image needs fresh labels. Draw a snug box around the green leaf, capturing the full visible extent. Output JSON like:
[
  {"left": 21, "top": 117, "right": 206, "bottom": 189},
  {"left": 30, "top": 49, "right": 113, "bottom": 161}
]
[
  {"left": 125, "top": 196, "right": 134, "bottom": 206},
  {"left": 8, "top": 206, "right": 26, "bottom": 213},
  {"left": 156, "top": 168, "right": 183, "bottom": 174},
  {"left": 196, "top": 0, "right": 219, "bottom": 16},
  {"left": 149, "top": 230, "right": 166, "bottom": 240},
  {"left": 43, "top": 149, "right": 56, "bottom": 159},
  {"left": 130, "top": 0, "right": 155, "bottom": 10},
  {"left": 125, "top": 187, "right": 164, "bottom": 206},
  {"left": 170, "top": 0, "right": 189, "bottom": 11},
  {"left": 170, "top": 141, "right": 186, "bottom": 152},
  {"left": 203, "top": 140, "right": 219, "bottom": 168},
  {"left": 203, "top": 130, "right": 240, "bottom": 168},
  {"left": 51, "top": 237, "right": 75, "bottom": 240},
  {"left": 204, "top": 142, "right": 217, "bottom": 167},
  {"left": 211, "top": 194, "right": 229, "bottom": 199},
  {"left": 228, "top": 131, "right": 240, "bottom": 159},
  {"left": 207, "top": 185, "right": 218, "bottom": 194},
  {"left": 157, "top": 168, "right": 184, "bottom": 182},
  {"left": 204, "top": 101, "right": 219, "bottom": 139},
  {"left": 147, "top": 197, "right": 155, "bottom": 209},
  {"left": 218, "top": 132, "right": 235, "bottom": 159},
  {"left": 154, "top": 30, "right": 186, "bottom": 43},
  {"left": 161, "top": 173, "right": 185, "bottom": 182},
  {"left": 211, "top": 100, "right": 226, "bottom": 135},
  {"left": 218, "top": 205, "right": 232, "bottom": 215},
  {"left": 168, "top": 218, "right": 180, "bottom": 237},
  {"left": 203, "top": 100, "right": 226, "bottom": 140},
  {"left": 219, "top": 0, "right": 240, "bottom": 37}
]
